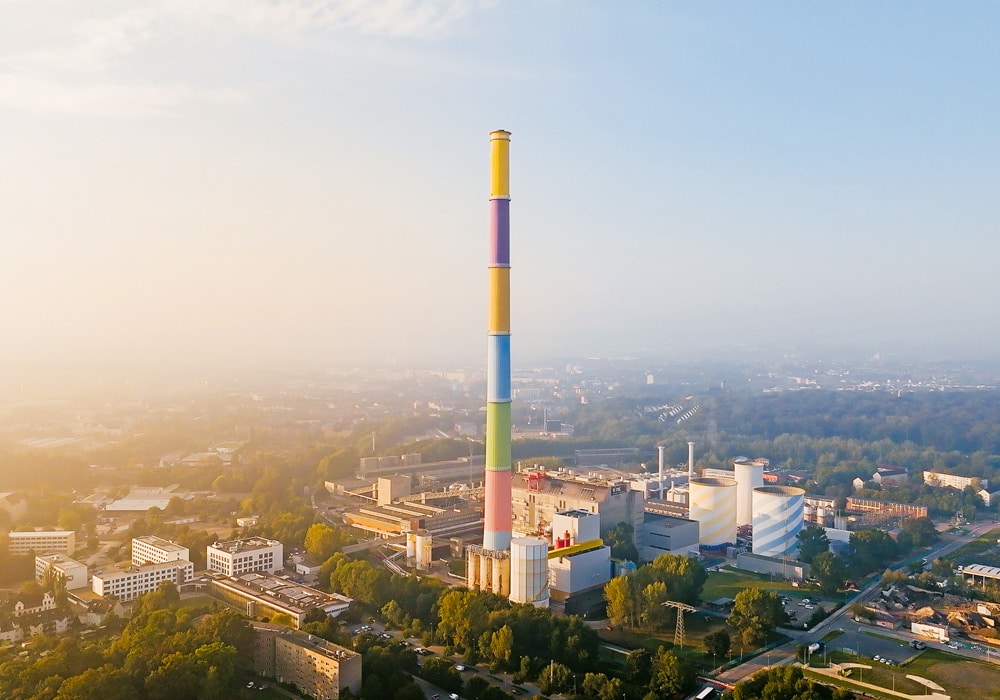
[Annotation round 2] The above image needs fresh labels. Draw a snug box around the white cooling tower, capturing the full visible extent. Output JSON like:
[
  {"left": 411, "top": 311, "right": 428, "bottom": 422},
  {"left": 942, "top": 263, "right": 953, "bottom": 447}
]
[
  {"left": 509, "top": 537, "right": 549, "bottom": 607},
  {"left": 689, "top": 477, "right": 737, "bottom": 547},
  {"left": 734, "top": 458, "right": 766, "bottom": 526},
  {"left": 751, "top": 486, "right": 804, "bottom": 558}
]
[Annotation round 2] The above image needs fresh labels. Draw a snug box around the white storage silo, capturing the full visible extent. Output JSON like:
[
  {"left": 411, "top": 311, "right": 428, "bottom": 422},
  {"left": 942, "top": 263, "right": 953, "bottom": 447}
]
[
  {"left": 689, "top": 477, "right": 737, "bottom": 547},
  {"left": 734, "top": 458, "right": 765, "bottom": 526},
  {"left": 414, "top": 529, "right": 432, "bottom": 571},
  {"left": 752, "top": 486, "right": 804, "bottom": 558},
  {"left": 509, "top": 537, "right": 549, "bottom": 607},
  {"left": 406, "top": 532, "right": 417, "bottom": 566}
]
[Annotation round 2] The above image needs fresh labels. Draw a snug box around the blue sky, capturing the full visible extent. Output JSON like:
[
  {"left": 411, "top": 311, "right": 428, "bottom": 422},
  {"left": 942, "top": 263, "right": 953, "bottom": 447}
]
[{"left": 1, "top": 1, "right": 998, "bottom": 371}]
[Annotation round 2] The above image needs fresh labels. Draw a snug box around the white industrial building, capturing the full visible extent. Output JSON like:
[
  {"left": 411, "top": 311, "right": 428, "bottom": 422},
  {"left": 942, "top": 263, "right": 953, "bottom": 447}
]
[
  {"left": 689, "top": 477, "right": 737, "bottom": 548},
  {"left": 35, "top": 553, "right": 89, "bottom": 590},
  {"left": 207, "top": 537, "right": 283, "bottom": 577},
  {"left": 734, "top": 458, "right": 767, "bottom": 526},
  {"left": 636, "top": 513, "right": 699, "bottom": 561},
  {"left": 509, "top": 537, "right": 549, "bottom": 607},
  {"left": 131, "top": 535, "right": 190, "bottom": 566},
  {"left": 751, "top": 486, "right": 805, "bottom": 558},
  {"left": 92, "top": 560, "right": 195, "bottom": 601},
  {"left": 547, "top": 510, "right": 610, "bottom": 600}
]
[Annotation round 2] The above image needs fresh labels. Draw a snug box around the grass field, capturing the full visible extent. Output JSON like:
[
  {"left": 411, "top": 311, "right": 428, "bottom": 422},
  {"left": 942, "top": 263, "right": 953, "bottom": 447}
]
[
  {"left": 701, "top": 568, "right": 841, "bottom": 605},
  {"left": 816, "top": 648, "right": 1000, "bottom": 700},
  {"left": 944, "top": 528, "right": 1000, "bottom": 567}
]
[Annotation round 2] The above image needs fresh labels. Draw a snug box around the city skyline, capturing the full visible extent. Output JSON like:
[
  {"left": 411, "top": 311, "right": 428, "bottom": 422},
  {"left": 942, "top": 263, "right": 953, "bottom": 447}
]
[{"left": 3, "top": 2, "right": 999, "bottom": 375}]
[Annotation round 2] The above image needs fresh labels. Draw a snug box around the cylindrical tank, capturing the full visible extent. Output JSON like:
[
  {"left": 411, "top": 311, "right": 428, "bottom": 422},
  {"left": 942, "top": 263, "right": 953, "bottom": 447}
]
[
  {"left": 414, "top": 529, "right": 432, "bottom": 571},
  {"left": 803, "top": 504, "right": 816, "bottom": 523},
  {"left": 689, "top": 477, "right": 737, "bottom": 547},
  {"left": 406, "top": 532, "right": 417, "bottom": 563},
  {"left": 734, "top": 459, "right": 765, "bottom": 526},
  {"left": 509, "top": 537, "right": 549, "bottom": 607},
  {"left": 752, "top": 486, "right": 805, "bottom": 558}
]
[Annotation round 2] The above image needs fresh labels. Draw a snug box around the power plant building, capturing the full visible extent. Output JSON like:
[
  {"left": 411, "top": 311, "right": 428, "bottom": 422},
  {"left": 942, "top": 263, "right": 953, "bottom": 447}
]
[
  {"left": 751, "top": 486, "right": 805, "bottom": 558},
  {"left": 689, "top": 477, "right": 737, "bottom": 548},
  {"left": 546, "top": 510, "right": 610, "bottom": 600},
  {"left": 509, "top": 537, "right": 549, "bottom": 607},
  {"left": 636, "top": 514, "right": 700, "bottom": 560},
  {"left": 734, "top": 457, "right": 767, "bottom": 526},
  {"left": 510, "top": 469, "right": 644, "bottom": 538}
]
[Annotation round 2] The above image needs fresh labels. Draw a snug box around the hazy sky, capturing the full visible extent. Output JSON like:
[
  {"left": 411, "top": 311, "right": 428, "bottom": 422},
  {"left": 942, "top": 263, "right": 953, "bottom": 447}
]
[{"left": 2, "top": 1, "right": 998, "bottom": 373}]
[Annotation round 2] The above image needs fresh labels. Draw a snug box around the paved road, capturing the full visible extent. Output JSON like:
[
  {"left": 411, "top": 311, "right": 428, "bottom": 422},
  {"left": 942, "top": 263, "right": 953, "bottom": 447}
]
[{"left": 719, "top": 520, "right": 997, "bottom": 684}]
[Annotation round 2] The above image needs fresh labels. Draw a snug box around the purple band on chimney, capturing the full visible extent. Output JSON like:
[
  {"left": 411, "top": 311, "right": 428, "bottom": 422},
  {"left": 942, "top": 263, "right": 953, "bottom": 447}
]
[{"left": 489, "top": 198, "right": 510, "bottom": 266}]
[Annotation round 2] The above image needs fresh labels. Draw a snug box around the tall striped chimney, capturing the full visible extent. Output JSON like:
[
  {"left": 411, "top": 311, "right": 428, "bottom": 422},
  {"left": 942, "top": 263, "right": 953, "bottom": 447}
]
[{"left": 484, "top": 130, "right": 512, "bottom": 552}]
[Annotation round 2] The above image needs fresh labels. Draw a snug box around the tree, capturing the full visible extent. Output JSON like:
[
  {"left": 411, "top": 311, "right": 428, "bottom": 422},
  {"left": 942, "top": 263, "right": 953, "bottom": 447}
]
[
  {"left": 604, "top": 522, "right": 640, "bottom": 562},
  {"left": 648, "top": 647, "right": 695, "bottom": 699},
  {"left": 727, "top": 587, "right": 785, "bottom": 647},
  {"left": 604, "top": 575, "right": 638, "bottom": 629},
  {"left": 796, "top": 525, "right": 831, "bottom": 564},
  {"left": 900, "top": 517, "right": 939, "bottom": 548},
  {"left": 624, "top": 648, "right": 653, "bottom": 686},
  {"left": 811, "top": 552, "right": 847, "bottom": 596},
  {"left": 850, "top": 529, "right": 898, "bottom": 575},
  {"left": 304, "top": 522, "right": 350, "bottom": 561},
  {"left": 703, "top": 629, "right": 730, "bottom": 660},
  {"left": 489, "top": 624, "right": 514, "bottom": 668}
]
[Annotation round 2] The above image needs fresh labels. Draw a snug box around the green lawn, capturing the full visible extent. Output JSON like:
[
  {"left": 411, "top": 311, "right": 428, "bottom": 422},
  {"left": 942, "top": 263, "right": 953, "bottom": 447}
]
[
  {"left": 701, "top": 569, "right": 838, "bottom": 604},
  {"left": 816, "top": 648, "right": 1000, "bottom": 700}
]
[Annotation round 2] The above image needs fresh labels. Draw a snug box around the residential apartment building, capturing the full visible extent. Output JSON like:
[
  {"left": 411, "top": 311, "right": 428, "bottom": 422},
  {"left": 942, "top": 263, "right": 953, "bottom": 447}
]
[
  {"left": 132, "top": 535, "right": 190, "bottom": 566},
  {"left": 252, "top": 624, "right": 361, "bottom": 699},
  {"left": 7, "top": 530, "right": 76, "bottom": 555},
  {"left": 92, "top": 560, "right": 194, "bottom": 602},
  {"left": 207, "top": 537, "right": 283, "bottom": 576},
  {"left": 35, "top": 553, "right": 89, "bottom": 590},
  {"left": 923, "top": 471, "right": 987, "bottom": 491}
]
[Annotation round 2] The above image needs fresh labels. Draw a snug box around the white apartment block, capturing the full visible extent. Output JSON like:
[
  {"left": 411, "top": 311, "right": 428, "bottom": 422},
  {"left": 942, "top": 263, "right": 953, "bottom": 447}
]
[
  {"left": 35, "top": 553, "right": 89, "bottom": 590},
  {"left": 923, "top": 471, "right": 988, "bottom": 491},
  {"left": 207, "top": 537, "right": 283, "bottom": 577},
  {"left": 8, "top": 530, "right": 76, "bottom": 556},
  {"left": 132, "top": 535, "right": 190, "bottom": 566},
  {"left": 92, "top": 560, "right": 195, "bottom": 602}
]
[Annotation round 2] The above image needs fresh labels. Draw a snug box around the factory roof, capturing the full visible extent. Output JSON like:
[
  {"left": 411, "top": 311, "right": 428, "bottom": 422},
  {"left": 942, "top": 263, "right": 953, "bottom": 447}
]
[
  {"left": 512, "top": 471, "right": 620, "bottom": 499},
  {"left": 212, "top": 572, "right": 352, "bottom": 615}
]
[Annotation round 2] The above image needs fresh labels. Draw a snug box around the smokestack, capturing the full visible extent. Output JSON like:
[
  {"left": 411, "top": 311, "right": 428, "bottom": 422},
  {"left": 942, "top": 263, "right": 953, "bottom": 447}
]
[
  {"left": 483, "top": 130, "right": 512, "bottom": 552},
  {"left": 657, "top": 445, "right": 666, "bottom": 500},
  {"left": 688, "top": 441, "right": 695, "bottom": 478}
]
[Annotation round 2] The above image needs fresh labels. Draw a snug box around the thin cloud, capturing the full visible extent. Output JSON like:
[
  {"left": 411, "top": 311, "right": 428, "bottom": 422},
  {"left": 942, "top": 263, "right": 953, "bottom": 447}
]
[{"left": 0, "top": 0, "right": 486, "bottom": 117}]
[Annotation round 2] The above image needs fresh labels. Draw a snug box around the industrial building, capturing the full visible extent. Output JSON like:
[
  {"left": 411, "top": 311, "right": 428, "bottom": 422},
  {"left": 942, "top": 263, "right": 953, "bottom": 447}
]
[
  {"left": 7, "top": 530, "right": 76, "bottom": 556},
  {"left": 131, "top": 535, "right": 190, "bottom": 566},
  {"left": 252, "top": 623, "right": 361, "bottom": 698},
  {"left": 635, "top": 513, "right": 699, "bottom": 561},
  {"left": 509, "top": 468, "right": 644, "bottom": 538},
  {"left": 546, "top": 510, "right": 610, "bottom": 601},
  {"left": 207, "top": 537, "right": 283, "bottom": 576},
  {"left": 92, "top": 560, "right": 195, "bottom": 601},
  {"left": 734, "top": 458, "right": 768, "bottom": 526},
  {"left": 689, "top": 477, "right": 737, "bottom": 548},
  {"left": 735, "top": 552, "right": 809, "bottom": 581},
  {"left": 751, "top": 486, "right": 804, "bottom": 558},
  {"left": 35, "top": 553, "right": 88, "bottom": 590},
  {"left": 210, "top": 572, "right": 352, "bottom": 628},
  {"left": 343, "top": 499, "right": 481, "bottom": 539}
]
